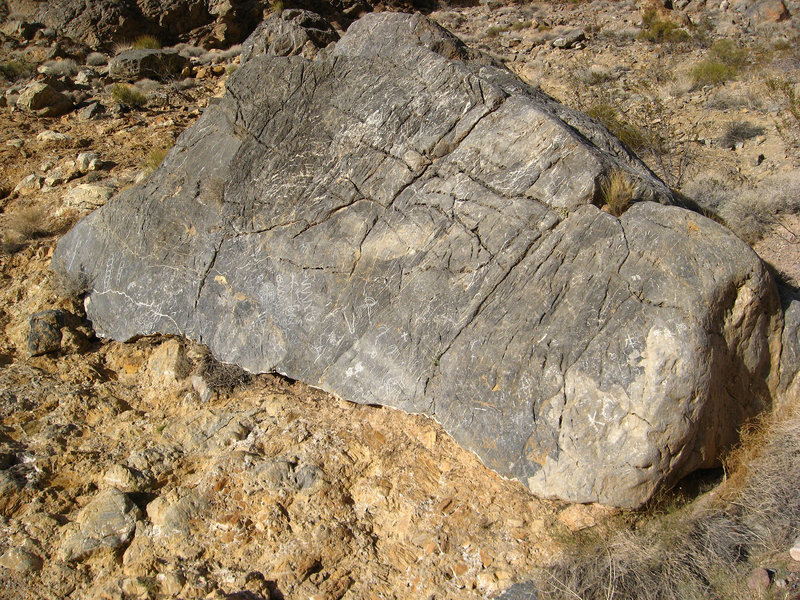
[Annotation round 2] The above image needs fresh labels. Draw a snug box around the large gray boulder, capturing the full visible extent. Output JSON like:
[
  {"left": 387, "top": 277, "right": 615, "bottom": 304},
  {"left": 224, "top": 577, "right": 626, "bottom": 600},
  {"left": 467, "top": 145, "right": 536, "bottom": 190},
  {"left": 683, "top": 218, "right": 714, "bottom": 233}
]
[{"left": 52, "top": 13, "right": 783, "bottom": 507}]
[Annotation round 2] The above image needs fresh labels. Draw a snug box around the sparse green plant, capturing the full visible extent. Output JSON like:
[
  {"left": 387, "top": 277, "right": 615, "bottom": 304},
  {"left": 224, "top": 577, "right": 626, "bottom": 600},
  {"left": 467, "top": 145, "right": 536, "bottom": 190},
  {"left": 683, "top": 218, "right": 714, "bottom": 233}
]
[
  {"left": 586, "top": 104, "right": 650, "bottom": 151},
  {"left": 709, "top": 39, "right": 749, "bottom": 69},
  {"left": 691, "top": 59, "right": 735, "bottom": 86},
  {"left": 600, "top": 170, "right": 636, "bottom": 216},
  {"left": 0, "top": 59, "right": 33, "bottom": 81},
  {"left": 133, "top": 34, "right": 161, "bottom": 50},
  {"left": 111, "top": 83, "right": 147, "bottom": 109},
  {"left": 487, "top": 25, "right": 507, "bottom": 38},
  {"left": 691, "top": 40, "right": 749, "bottom": 87},
  {"left": 143, "top": 143, "right": 174, "bottom": 173},
  {"left": 511, "top": 20, "right": 533, "bottom": 31},
  {"left": 637, "top": 10, "right": 690, "bottom": 43},
  {"left": 269, "top": 0, "right": 285, "bottom": 13}
]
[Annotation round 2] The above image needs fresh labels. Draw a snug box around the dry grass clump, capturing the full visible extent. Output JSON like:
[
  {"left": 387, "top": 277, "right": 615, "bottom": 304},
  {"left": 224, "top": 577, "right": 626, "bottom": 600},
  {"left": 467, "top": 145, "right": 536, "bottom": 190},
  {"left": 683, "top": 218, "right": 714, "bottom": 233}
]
[
  {"left": 111, "top": 83, "right": 147, "bottom": 109},
  {"left": 143, "top": 143, "right": 173, "bottom": 173},
  {"left": 685, "top": 173, "right": 800, "bottom": 244},
  {"left": 197, "top": 351, "right": 252, "bottom": 394},
  {"left": 40, "top": 58, "right": 78, "bottom": 77},
  {"left": 600, "top": 170, "right": 636, "bottom": 216},
  {"left": 537, "top": 402, "right": 800, "bottom": 600},
  {"left": 766, "top": 77, "right": 800, "bottom": 147},
  {"left": 132, "top": 35, "right": 161, "bottom": 50},
  {"left": 1, "top": 207, "right": 53, "bottom": 253},
  {"left": 719, "top": 120, "right": 765, "bottom": 148},
  {"left": 86, "top": 52, "right": 108, "bottom": 67}
]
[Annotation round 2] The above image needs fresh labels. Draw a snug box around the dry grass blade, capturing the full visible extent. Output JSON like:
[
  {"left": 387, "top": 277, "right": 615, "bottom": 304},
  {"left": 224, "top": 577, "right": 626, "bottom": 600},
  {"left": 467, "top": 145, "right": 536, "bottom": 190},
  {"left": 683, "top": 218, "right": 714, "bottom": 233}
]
[{"left": 600, "top": 170, "right": 635, "bottom": 216}]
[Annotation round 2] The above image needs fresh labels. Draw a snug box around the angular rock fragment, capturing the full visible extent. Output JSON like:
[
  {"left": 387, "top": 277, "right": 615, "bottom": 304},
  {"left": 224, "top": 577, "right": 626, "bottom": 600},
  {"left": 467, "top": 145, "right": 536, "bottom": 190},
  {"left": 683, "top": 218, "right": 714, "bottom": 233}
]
[
  {"left": 53, "top": 13, "right": 782, "bottom": 507},
  {"left": 16, "top": 82, "right": 73, "bottom": 117},
  {"left": 28, "top": 309, "right": 68, "bottom": 356},
  {"left": 60, "top": 488, "right": 140, "bottom": 561},
  {"left": 108, "top": 49, "right": 190, "bottom": 81}
]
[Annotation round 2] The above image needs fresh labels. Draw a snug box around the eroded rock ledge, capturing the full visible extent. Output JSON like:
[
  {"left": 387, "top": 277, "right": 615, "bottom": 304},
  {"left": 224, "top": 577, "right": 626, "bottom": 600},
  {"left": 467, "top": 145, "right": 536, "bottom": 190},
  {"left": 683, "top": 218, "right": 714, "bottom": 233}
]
[{"left": 52, "top": 12, "right": 782, "bottom": 507}]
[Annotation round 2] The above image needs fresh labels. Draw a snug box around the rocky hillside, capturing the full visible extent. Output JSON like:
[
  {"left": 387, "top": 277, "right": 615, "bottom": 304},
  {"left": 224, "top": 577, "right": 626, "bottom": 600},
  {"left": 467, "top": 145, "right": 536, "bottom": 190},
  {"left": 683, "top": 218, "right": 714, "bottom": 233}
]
[{"left": 0, "top": 0, "right": 799, "bottom": 599}]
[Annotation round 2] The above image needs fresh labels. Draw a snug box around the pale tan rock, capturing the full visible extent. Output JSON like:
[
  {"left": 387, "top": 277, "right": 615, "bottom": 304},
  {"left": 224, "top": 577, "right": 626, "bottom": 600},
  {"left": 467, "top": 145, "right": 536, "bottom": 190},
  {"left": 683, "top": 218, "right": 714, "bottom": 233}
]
[
  {"left": 790, "top": 536, "right": 800, "bottom": 561},
  {"left": 0, "top": 547, "right": 43, "bottom": 572},
  {"left": 148, "top": 338, "right": 190, "bottom": 385}
]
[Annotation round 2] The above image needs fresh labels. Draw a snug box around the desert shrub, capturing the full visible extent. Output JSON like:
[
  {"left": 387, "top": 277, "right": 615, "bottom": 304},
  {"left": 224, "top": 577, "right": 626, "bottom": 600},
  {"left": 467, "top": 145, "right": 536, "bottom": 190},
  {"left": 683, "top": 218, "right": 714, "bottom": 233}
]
[
  {"left": 0, "top": 59, "right": 33, "bottom": 81},
  {"left": 269, "top": 0, "right": 285, "bottom": 13},
  {"left": 133, "top": 35, "right": 161, "bottom": 50},
  {"left": 600, "top": 170, "right": 635, "bottom": 216},
  {"left": 176, "top": 43, "right": 206, "bottom": 58},
  {"left": 691, "top": 40, "right": 748, "bottom": 87},
  {"left": 586, "top": 104, "right": 650, "bottom": 151},
  {"left": 1, "top": 207, "right": 52, "bottom": 254},
  {"left": 637, "top": 10, "right": 690, "bottom": 43},
  {"left": 40, "top": 58, "right": 78, "bottom": 77},
  {"left": 685, "top": 173, "right": 800, "bottom": 244},
  {"left": 538, "top": 403, "right": 800, "bottom": 600},
  {"left": 719, "top": 121, "right": 765, "bottom": 148},
  {"left": 486, "top": 25, "right": 507, "bottom": 38},
  {"left": 691, "top": 59, "right": 736, "bottom": 86},
  {"left": 86, "top": 52, "right": 108, "bottom": 66},
  {"left": 511, "top": 20, "right": 533, "bottom": 31},
  {"left": 709, "top": 39, "right": 749, "bottom": 69},
  {"left": 111, "top": 83, "right": 147, "bottom": 109}
]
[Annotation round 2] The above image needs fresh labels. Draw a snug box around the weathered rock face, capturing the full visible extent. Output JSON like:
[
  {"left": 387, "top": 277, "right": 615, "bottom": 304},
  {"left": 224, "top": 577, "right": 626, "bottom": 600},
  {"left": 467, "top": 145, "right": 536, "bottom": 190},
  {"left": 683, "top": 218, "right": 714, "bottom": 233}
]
[
  {"left": 53, "top": 12, "right": 782, "bottom": 507},
  {"left": 240, "top": 9, "right": 340, "bottom": 62},
  {"left": 33, "top": 0, "right": 267, "bottom": 49}
]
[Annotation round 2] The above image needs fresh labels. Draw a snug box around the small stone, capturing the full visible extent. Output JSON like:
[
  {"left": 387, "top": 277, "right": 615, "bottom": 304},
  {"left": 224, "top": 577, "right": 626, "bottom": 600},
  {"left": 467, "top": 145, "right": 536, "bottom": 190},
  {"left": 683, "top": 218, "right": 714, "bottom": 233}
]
[
  {"left": 76, "top": 152, "right": 101, "bottom": 173},
  {"left": 552, "top": 29, "right": 586, "bottom": 49},
  {"left": 748, "top": 567, "right": 772, "bottom": 593},
  {"left": 103, "top": 464, "right": 154, "bottom": 493},
  {"left": 789, "top": 536, "right": 800, "bottom": 561},
  {"left": 78, "top": 102, "right": 106, "bottom": 121},
  {"left": 0, "top": 548, "right": 43, "bottom": 572},
  {"left": 190, "top": 374, "right": 213, "bottom": 402},
  {"left": 28, "top": 309, "right": 68, "bottom": 356},
  {"left": 5, "top": 139, "right": 23, "bottom": 149},
  {"left": 36, "top": 130, "right": 71, "bottom": 143},
  {"left": 74, "top": 69, "right": 96, "bottom": 86},
  {"left": 211, "top": 65, "right": 226, "bottom": 76},
  {"left": 13, "top": 174, "right": 43, "bottom": 195},
  {"left": 158, "top": 571, "right": 186, "bottom": 595}
]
